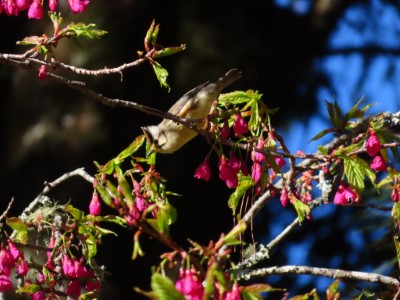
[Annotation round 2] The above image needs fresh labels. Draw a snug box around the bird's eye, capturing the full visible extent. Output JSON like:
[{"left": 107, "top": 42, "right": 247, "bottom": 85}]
[{"left": 154, "top": 139, "right": 159, "bottom": 146}]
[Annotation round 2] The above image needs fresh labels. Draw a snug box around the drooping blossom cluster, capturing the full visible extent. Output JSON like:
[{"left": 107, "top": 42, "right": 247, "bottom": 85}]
[
  {"left": 0, "top": 0, "right": 90, "bottom": 19},
  {"left": 333, "top": 183, "right": 360, "bottom": 205},
  {"left": 366, "top": 130, "right": 387, "bottom": 172},
  {"left": 0, "top": 240, "right": 29, "bottom": 292},
  {"left": 175, "top": 267, "right": 241, "bottom": 300},
  {"left": 61, "top": 254, "right": 100, "bottom": 297},
  {"left": 218, "top": 151, "right": 248, "bottom": 188}
]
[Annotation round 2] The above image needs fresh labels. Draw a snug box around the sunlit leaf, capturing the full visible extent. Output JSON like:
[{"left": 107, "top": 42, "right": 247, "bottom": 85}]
[
  {"left": 151, "top": 61, "right": 170, "bottom": 91},
  {"left": 228, "top": 175, "right": 253, "bottom": 213},
  {"left": 293, "top": 200, "right": 310, "bottom": 223},
  {"left": 151, "top": 273, "right": 185, "bottom": 300},
  {"left": 6, "top": 217, "right": 28, "bottom": 244}
]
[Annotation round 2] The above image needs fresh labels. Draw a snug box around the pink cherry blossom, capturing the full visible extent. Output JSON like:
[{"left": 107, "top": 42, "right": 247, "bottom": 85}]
[
  {"left": 175, "top": 268, "right": 204, "bottom": 300},
  {"left": 194, "top": 156, "right": 211, "bottom": 181},
  {"left": 68, "top": 0, "right": 89, "bottom": 14},
  {"left": 17, "top": 259, "right": 29, "bottom": 276},
  {"left": 89, "top": 192, "right": 101, "bottom": 215},
  {"left": 66, "top": 280, "right": 81, "bottom": 296},
  {"left": 27, "top": 0, "right": 43, "bottom": 20},
  {"left": 62, "top": 254, "right": 75, "bottom": 277},
  {"left": 251, "top": 137, "right": 265, "bottom": 163},
  {"left": 251, "top": 162, "right": 262, "bottom": 183},
  {"left": 233, "top": 113, "right": 248, "bottom": 136},
  {"left": 370, "top": 155, "right": 387, "bottom": 172},
  {"left": 392, "top": 188, "right": 400, "bottom": 202},
  {"left": 280, "top": 188, "right": 289, "bottom": 207},
  {"left": 225, "top": 283, "right": 241, "bottom": 300},
  {"left": 333, "top": 184, "right": 359, "bottom": 205},
  {"left": 3, "top": 0, "right": 19, "bottom": 16},
  {"left": 49, "top": 0, "right": 57, "bottom": 11},
  {"left": 31, "top": 291, "right": 46, "bottom": 300},
  {"left": 38, "top": 65, "right": 47, "bottom": 80},
  {"left": 366, "top": 130, "right": 381, "bottom": 157},
  {"left": 221, "top": 121, "right": 230, "bottom": 139},
  {"left": 0, "top": 274, "right": 12, "bottom": 292},
  {"left": 16, "top": 0, "right": 29, "bottom": 10},
  {"left": 275, "top": 157, "right": 286, "bottom": 169},
  {"left": 219, "top": 156, "right": 238, "bottom": 188}
]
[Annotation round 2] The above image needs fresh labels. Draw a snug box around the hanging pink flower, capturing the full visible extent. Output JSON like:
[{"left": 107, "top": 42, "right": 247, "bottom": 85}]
[
  {"left": 66, "top": 280, "right": 81, "bottom": 297},
  {"left": 233, "top": 113, "right": 248, "bottom": 136},
  {"left": 365, "top": 130, "right": 381, "bottom": 157},
  {"left": 225, "top": 283, "right": 242, "bottom": 300},
  {"left": 370, "top": 155, "right": 387, "bottom": 172},
  {"left": 251, "top": 162, "right": 262, "bottom": 183},
  {"left": 68, "top": 0, "right": 89, "bottom": 14},
  {"left": 221, "top": 121, "right": 230, "bottom": 139},
  {"left": 27, "top": 0, "right": 43, "bottom": 20},
  {"left": 89, "top": 192, "right": 101, "bottom": 215},
  {"left": 175, "top": 268, "right": 204, "bottom": 300},
  {"left": 49, "top": 0, "right": 58, "bottom": 11},
  {"left": 194, "top": 156, "right": 211, "bottom": 181},
  {"left": 333, "top": 184, "right": 359, "bottom": 205},
  {"left": 251, "top": 137, "right": 265, "bottom": 163},
  {"left": 280, "top": 188, "right": 289, "bottom": 207},
  {"left": 0, "top": 274, "right": 12, "bottom": 292}
]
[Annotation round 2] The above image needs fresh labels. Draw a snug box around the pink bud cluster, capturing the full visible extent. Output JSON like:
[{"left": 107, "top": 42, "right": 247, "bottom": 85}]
[
  {"left": 0, "top": 240, "right": 29, "bottom": 292},
  {"left": 175, "top": 268, "right": 241, "bottom": 300},
  {"left": 333, "top": 183, "right": 360, "bottom": 205},
  {"left": 366, "top": 130, "right": 387, "bottom": 172},
  {"left": 61, "top": 254, "right": 100, "bottom": 297},
  {"left": 0, "top": 0, "right": 90, "bottom": 19}
]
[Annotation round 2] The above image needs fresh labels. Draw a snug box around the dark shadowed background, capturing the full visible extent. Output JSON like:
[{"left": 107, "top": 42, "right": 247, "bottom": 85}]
[{"left": 1, "top": 0, "right": 400, "bottom": 299}]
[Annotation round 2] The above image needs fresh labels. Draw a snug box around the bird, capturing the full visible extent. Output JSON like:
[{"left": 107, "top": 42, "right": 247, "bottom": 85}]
[{"left": 141, "top": 68, "right": 242, "bottom": 154}]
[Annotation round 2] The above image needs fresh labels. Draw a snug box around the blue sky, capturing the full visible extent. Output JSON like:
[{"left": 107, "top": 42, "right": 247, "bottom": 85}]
[{"left": 269, "top": 0, "right": 400, "bottom": 295}]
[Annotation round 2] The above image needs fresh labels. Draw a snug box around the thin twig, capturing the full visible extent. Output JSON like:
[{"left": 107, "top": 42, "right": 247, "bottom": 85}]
[{"left": 0, "top": 197, "right": 15, "bottom": 221}]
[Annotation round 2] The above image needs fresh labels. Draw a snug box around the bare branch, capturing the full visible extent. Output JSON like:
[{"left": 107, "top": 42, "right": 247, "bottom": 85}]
[
  {"left": 236, "top": 265, "right": 400, "bottom": 287},
  {"left": 21, "top": 168, "right": 94, "bottom": 219},
  {"left": 0, "top": 197, "right": 15, "bottom": 221}
]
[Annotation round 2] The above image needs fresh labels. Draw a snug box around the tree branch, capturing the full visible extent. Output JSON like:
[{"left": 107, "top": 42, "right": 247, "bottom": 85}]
[{"left": 236, "top": 265, "right": 400, "bottom": 287}]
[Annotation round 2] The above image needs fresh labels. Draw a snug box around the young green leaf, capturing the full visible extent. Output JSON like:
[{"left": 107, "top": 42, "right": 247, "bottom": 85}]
[
  {"left": 66, "top": 23, "right": 108, "bottom": 39},
  {"left": 151, "top": 61, "right": 170, "bottom": 91},
  {"left": 293, "top": 199, "right": 310, "bottom": 223},
  {"left": 151, "top": 273, "right": 185, "bottom": 300},
  {"left": 6, "top": 217, "right": 28, "bottom": 244},
  {"left": 228, "top": 175, "right": 253, "bottom": 213}
]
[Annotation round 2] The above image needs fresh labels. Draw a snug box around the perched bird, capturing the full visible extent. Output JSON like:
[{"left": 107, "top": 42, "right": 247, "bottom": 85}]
[{"left": 142, "top": 69, "right": 242, "bottom": 154}]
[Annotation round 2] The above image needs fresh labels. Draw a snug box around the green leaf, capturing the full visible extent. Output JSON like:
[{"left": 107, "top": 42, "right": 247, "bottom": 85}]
[
  {"left": 64, "top": 205, "right": 84, "bottom": 220},
  {"left": 144, "top": 19, "right": 156, "bottom": 51},
  {"left": 293, "top": 200, "right": 310, "bottom": 223},
  {"left": 228, "top": 175, "right": 253, "bottom": 213},
  {"left": 151, "top": 24, "right": 160, "bottom": 46},
  {"left": 326, "top": 280, "right": 340, "bottom": 300},
  {"left": 16, "top": 35, "right": 43, "bottom": 46},
  {"left": 342, "top": 155, "right": 376, "bottom": 191},
  {"left": 309, "top": 128, "right": 335, "bottom": 142},
  {"left": 96, "top": 183, "right": 117, "bottom": 209},
  {"left": 151, "top": 61, "right": 170, "bottom": 91},
  {"left": 241, "top": 283, "right": 284, "bottom": 300},
  {"left": 317, "top": 145, "right": 328, "bottom": 155},
  {"left": 114, "top": 135, "right": 146, "bottom": 165},
  {"left": 6, "top": 218, "right": 28, "bottom": 244},
  {"left": 151, "top": 273, "right": 185, "bottom": 300},
  {"left": 219, "top": 90, "right": 255, "bottom": 106},
  {"left": 153, "top": 45, "right": 186, "bottom": 59},
  {"left": 325, "top": 101, "right": 343, "bottom": 130},
  {"left": 224, "top": 221, "right": 247, "bottom": 246},
  {"left": 66, "top": 23, "right": 107, "bottom": 39},
  {"left": 17, "top": 283, "right": 42, "bottom": 294},
  {"left": 241, "top": 291, "right": 263, "bottom": 300}
]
